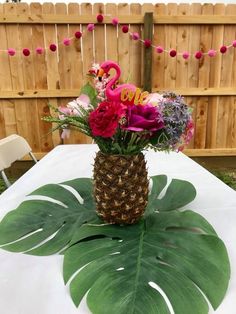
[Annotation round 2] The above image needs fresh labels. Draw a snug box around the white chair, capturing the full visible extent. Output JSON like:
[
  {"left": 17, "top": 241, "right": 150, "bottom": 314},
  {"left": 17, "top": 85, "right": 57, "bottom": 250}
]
[{"left": 0, "top": 134, "right": 37, "bottom": 188}]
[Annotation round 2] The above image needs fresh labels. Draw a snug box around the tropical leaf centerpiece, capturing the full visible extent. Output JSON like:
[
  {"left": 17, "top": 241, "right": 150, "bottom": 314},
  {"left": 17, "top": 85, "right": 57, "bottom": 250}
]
[{"left": 0, "top": 175, "right": 230, "bottom": 314}]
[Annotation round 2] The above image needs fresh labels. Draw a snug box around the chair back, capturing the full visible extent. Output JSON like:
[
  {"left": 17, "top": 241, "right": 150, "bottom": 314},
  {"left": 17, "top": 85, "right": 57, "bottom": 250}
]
[{"left": 0, "top": 134, "right": 32, "bottom": 171}]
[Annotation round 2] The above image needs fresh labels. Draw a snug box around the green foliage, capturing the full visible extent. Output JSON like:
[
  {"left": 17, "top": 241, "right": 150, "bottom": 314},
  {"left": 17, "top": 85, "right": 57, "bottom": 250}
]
[{"left": 0, "top": 176, "right": 230, "bottom": 313}]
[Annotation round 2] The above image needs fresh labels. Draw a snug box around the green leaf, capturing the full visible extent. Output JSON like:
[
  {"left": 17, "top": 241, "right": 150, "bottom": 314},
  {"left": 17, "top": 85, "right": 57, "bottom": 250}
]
[
  {"left": 80, "top": 82, "right": 98, "bottom": 107},
  {"left": 148, "top": 176, "right": 197, "bottom": 212},
  {"left": 0, "top": 178, "right": 97, "bottom": 255},
  {"left": 64, "top": 210, "right": 230, "bottom": 314}
]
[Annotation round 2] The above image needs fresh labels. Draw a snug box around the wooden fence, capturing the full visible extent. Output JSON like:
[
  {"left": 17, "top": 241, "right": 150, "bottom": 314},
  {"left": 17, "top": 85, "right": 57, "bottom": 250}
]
[{"left": 0, "top": 2, "right": 236, "bottom": 158}]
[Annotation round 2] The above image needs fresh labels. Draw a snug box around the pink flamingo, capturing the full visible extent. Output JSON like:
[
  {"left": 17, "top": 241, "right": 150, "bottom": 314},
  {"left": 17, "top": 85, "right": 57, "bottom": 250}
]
[{"left": 98, "top": 60, "right": 137, "bottom": 105}]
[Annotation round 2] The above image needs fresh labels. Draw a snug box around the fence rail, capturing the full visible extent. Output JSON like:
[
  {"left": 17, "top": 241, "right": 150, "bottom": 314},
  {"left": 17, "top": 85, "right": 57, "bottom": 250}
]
[{"left": 0, "top": 2, "right": 236, "bottom": 157}]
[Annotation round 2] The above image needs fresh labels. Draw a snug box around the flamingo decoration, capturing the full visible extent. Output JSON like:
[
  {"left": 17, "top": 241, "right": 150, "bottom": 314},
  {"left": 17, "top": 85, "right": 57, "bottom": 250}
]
[{"left": 98, "top": 60, "right": 146, "bottom": 106}]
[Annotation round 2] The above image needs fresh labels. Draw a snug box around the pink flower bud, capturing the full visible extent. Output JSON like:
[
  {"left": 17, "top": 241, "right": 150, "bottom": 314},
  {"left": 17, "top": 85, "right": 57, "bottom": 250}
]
[
  {"left": 87, "top": 24, "right": 95, "bottom": 32},
  {"left": 23, "top": 48, "right": 30, "bottom": 56},
  {"left": 169, "top": 49, "right": 177, "bottom": 57},
  {"left": 131, "top": 32, "right": 140, "bottom": 40},
  {"left": 63, "top": 38, "right": 71, "bottom": 46},
  {"left": 220, "top": 45, "right": 227, "bottom": 54},
  {"left": 8, "top": 48, "right": 16, "bottom": 56},
  {"left": 75, "top": 31, "right": 82, "bottom": 39},
  {"left": 208, "top": 49, "right": 216, "bottom": 57},
  {"left": 156, "top": 46, "right": 164, "bottom": 53},
  {"left": 195, "top": 51, "right": 202, "bottom": 59},
  {"left": 232, "top": 40, "right": 236, "bottom": 48},
  {"left": 49, "top": 44, "right": 57, "bottom": 52},
  {"left": 182, "top": 51, "right": 190, "bottom": 59},
  {"left": 96, "top": 14, "right": 104, "bottom": 23},
  {"left": 112, "top": 18, "right": 119, "bottom": 26}
]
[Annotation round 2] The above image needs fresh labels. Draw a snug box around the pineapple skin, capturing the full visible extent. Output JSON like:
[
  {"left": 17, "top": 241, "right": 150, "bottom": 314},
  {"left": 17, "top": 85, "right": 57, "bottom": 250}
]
[{"left": 93, "top": 151, "right": 149, "bottom": 224}]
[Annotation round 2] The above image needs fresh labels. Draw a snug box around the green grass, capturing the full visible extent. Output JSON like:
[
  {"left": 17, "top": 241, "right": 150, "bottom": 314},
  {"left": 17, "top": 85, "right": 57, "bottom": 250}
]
[{"left": 212, "top": 171, "right": 236, "bottom": 191}]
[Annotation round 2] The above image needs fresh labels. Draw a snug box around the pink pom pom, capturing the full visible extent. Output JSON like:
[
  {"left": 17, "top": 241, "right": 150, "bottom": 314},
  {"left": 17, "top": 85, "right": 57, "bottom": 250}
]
[
  {"left": 87, "top": 24, "right": 95, "bottom": 32},
  {"left": 96, "top": 14, "right": 104, "bottom": 23},
  {"left": 23, "top": 48, "right": 30, "bottom": 56},
  {"left": 156, "top": 46, "right": 164, "bottom": 53},
  {"left": 131, "top": 32, "right": 140, "bottom": 40},
  {"left": 195, "top": 51, "right": 202, "bottom": 59},
  {"left": 49, "top": 44, "right": 57, "bottom": 52},
  {"left": 169, "top": 49, "right": 177, "bottom": 57},
  {"left": 75, "top": 31, "right": 82, "bottom": 39},
  {"left": 144, "top": 39, "right": 151, "bottom": 48},
  {"left": 63, "top": 38, "right": 71, "bottom": 46},
  {"left": 208, "top": 49, "right": 216, "bottom": 57},
  {"left": 112, "top": 18, "right": 119, "bottom": 26},
  {"left": 8, "top": 48, "right": 16, "bottom": 56},
  {"left": 232, "top": 40, "right": 236, "bottom": 48},
  {"left": 182, "top": 51, "right": 190, "bottom": 59},
  {"left": 122, "top": 25, "right": 129, "bottom": 33},
  {"left": 220, "top": 45, "right": 227, "bottom": 54},
  {"left": 36, "top": 47, "right": 44, "bottom": 54}
]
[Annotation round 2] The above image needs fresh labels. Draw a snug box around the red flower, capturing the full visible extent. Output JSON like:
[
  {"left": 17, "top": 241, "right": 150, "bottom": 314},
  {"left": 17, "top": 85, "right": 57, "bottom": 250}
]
[{"left": 89, "top": 101, "right": 125, "bottom": 138}]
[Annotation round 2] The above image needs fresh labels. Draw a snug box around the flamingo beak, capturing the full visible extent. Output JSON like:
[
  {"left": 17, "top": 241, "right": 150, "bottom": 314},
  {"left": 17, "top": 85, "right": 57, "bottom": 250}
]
[{"left": 98, "top": 68, "right": 105, "bottom": 82}]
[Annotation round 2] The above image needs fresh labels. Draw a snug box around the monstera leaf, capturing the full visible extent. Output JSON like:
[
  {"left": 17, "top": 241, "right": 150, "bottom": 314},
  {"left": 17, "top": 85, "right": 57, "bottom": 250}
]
[
  {"left": 0, "top": 178, "right": 98, "bottom": 255},
  {"left": 0, "top": 175, "right": 230, "bottom": 314}
]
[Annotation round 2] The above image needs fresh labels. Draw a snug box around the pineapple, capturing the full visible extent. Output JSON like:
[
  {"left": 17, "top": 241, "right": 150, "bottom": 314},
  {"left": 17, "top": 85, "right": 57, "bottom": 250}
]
[{"left": 93, "top": 151, "right": 149, "bottom": 224}]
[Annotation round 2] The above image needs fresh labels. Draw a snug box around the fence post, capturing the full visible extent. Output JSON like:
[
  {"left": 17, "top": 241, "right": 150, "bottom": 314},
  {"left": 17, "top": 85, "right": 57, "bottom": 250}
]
[{"left": 143, "top": 12, "right": 153, "bottom": 92}]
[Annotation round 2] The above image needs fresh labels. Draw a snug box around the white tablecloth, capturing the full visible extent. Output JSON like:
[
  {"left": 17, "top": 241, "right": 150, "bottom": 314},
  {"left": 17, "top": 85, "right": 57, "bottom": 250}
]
[{"left": 0, "top": 144, "right": 235, "bottom": 314}]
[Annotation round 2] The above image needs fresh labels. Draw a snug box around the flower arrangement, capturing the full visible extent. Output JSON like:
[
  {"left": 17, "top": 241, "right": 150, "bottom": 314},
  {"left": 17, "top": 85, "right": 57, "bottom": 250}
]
[{"left": 44, "top": 61, "right": 194, "bottom": 155}]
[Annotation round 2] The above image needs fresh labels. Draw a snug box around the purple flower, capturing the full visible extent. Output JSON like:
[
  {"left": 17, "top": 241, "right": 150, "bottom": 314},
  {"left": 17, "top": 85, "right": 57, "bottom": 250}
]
[{"left": 123, "top": 104, "right": 164, "bottom": 132}]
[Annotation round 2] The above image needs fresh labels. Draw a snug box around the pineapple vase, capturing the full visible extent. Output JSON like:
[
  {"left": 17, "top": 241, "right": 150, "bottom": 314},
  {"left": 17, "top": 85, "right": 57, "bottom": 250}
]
[{"left": 93, "top": 151, "right": 149, "bottom": 224}]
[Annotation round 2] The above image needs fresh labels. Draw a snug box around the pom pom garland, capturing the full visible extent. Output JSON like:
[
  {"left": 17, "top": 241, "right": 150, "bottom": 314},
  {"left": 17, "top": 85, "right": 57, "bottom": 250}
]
[
  {"left": 220, "top": 45, "right": 227, "bottom": 53},
  {"left": 87, "top": 24, "right": 95, "bottom": 32},
  {"left": 36, "top": 47, "right": 44, "bottom": 54},
  {"left": 156, "top": 46, "right": 164, "bottom": 53},
  {"left": 8, "top": 48, "right": 16, "bottom": 56},
  {"left": 75, "top": 31, "right": 82, "bottom": 39},
  {"left": 208, "top": 49, "right": 216, "bottom": 57},
  {"left": 131, "top": 32, "right": 140, "bottom": 40},
  {"left": 2, "top": 15, "right": 236, "bottom": 61},
  {"left": 49, "top": 44, "right": 57, "bottom": 52},
  {"left": 112, "top": 18, "right": 119, "bottom": 26},
  {"left": 23, "top": 48, "right": 30, "bottom": 56},
  {"left": 122, "top": 25, "right": 129, "bottom": 33},
  {"left": 144, "top": 39, "right": 151, "bottom": 48},
  {"left": 97, "top": 14, "right": 104, "bottom": 23},
  {"left": 63, "top": 38, "right": 71, "bottom": 46},
  {"left": 169, "top": 49, "right": 177, "bottom": 57},
  {"left": 182, "top": 51, "right": 190, "bottom": 59},
  {"left": 195, "top": 51, "right": 202, "bottom": 59}
]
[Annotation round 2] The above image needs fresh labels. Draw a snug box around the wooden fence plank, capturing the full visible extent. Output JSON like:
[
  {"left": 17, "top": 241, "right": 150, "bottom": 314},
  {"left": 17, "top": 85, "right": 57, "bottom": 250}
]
[
  {"left": 105, "top": 3, "right": 118, "bottom": 62},
  {"left": 93, "top": 3, "right": 105, "bottom": 64},
  {"left": 206, "top": 4, "right": 225, "bottom": 149},
  {"left": 129, "top": 3, "right": 141, "bottom": 88},
  {"left": 118, "top": 3, "right": 130, "bottom": 83},
  {"left": 42, "top": 3, "right": 61, "bottom": 148},
  {"left": 68, "top": 3, "right": 83, "bottom": 90},
  {"left": 175, "top": 4, "right": 190, "bottom": 89},
  {"left": 164, "top": 3, "right": 178, "bottom": 90},
  {"left": 153, "top": 4, "right": 166, "bottom": 90}
]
